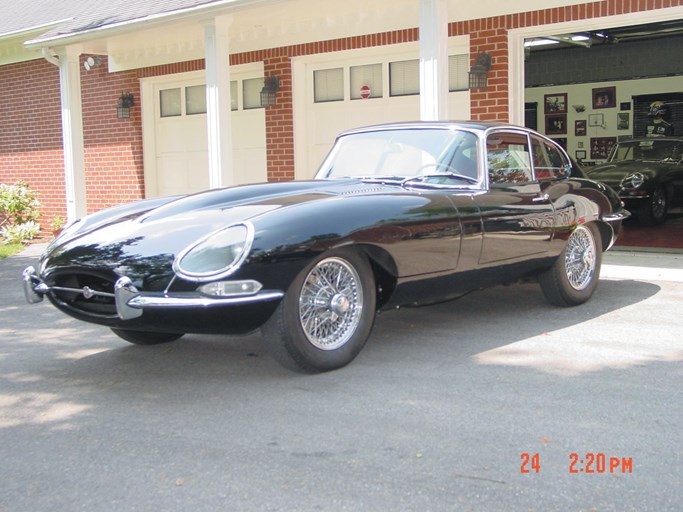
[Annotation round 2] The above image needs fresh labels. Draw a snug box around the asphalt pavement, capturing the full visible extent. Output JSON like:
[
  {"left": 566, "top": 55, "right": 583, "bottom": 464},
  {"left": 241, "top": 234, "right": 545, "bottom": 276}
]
[{"left": 1, "top": 244, "right": 681, "bottom": 511}]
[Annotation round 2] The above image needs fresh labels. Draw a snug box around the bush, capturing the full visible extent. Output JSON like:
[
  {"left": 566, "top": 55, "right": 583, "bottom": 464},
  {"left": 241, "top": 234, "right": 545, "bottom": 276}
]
[
  {"left": 0, "top": 181, "right": 41, "bottom": 244},
  {"left": 1, "top": 220, "right": 41, "bottom": 244}
]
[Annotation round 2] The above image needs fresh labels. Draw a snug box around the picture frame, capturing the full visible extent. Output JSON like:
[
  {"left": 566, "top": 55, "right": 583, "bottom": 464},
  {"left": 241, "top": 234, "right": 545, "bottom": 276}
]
[
  {"left": 590, "top": 137, "right": 617, "bottom": 160},
  {"left": 544, "top": 93, "right": 568, "bottom": 114},
  {"left": 592, "top": 86, "right": 616, "bottom": 109},
  {"left": 588, "top": 113, "right": 604, "bottom": 127},
  {"left": 575, "top": 120, "right": 587, "bottom": 136},
  {"left": 617, "top": 112, "right": 630, "bottom": 130},
  {"left": 620, "top": 102, "right": 631, "bottom": 111},
  {"left": 575, "top": 150, "right": 587, "bottom": 161},
  {"left": 545, "top": 114, "right": 567, "bottom": 135}
]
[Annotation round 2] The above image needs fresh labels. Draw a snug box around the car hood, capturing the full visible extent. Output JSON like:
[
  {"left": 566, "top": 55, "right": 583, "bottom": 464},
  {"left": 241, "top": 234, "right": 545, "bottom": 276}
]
[
  {"left": 39, "top": 179, "right": 409, "bottom": 286},
  {"left": 587, "top": 161, "right": 658, "bottom": 185}
]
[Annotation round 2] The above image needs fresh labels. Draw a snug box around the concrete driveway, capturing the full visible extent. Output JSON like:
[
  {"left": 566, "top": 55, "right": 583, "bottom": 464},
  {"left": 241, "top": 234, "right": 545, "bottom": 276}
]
[{"left": 1, "top": 245, "right": 681, "bottom": 511}]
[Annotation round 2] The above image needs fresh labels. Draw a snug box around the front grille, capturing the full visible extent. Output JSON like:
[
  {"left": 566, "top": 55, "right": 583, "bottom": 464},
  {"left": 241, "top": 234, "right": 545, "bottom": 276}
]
[{"left": 50, "top": 272, "right": 118, "bottom": 317}]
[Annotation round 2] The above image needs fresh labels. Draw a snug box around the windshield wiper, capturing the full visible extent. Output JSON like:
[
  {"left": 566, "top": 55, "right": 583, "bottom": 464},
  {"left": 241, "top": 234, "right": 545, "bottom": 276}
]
[{"left": 401, "top": 172, "right": 479, "bottom": 187}]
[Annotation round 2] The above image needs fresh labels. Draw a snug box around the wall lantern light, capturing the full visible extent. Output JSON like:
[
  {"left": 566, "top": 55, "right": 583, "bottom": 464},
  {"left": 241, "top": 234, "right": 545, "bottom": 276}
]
[
  {"left": 116, "top": 92, "right": 135, "bottom": 119},
  {"left": 468, "top": 52, "right": 492, "bottom": 90},
  {"left": 260, "top": 76, "right": 280, "bottom": 108}
]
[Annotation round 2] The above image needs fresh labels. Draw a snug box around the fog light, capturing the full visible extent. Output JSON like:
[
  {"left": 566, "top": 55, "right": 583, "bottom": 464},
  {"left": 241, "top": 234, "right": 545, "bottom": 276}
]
[{"left": 199, "top": 280, "right": 263, "bottom": 297}]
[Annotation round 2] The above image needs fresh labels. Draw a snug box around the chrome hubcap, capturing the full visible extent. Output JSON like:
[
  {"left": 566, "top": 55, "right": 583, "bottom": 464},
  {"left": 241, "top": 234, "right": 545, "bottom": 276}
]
[
  {"left": 299, "top": 257, "right": 363, "bottom": 350},
  {"left": 565, "top": 225, "right": 596, "bottom": 291}
]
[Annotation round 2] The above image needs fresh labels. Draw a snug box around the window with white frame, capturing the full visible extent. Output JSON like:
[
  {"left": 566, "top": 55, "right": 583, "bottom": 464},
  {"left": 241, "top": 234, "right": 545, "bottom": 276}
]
[
  {"left": 185, "top": 85, "right": 207, "bottom": 115},
  {"left": 350, "top": 63, "right": 382, "bottom": 100},
  {"left": 389, "top": 59, "right": 419, "bottom": 97},
  {"left": 448, "top": 54, "right": 469, "bottom": 92},
  {"left": 314, "top": 68, "right": 344, "bottom": 102},
  {"left": 243, "top": 77, "right": 265, "bottom": 109},
  {"left": 160, "top": 88, "right": 182, "bottom": 117}
]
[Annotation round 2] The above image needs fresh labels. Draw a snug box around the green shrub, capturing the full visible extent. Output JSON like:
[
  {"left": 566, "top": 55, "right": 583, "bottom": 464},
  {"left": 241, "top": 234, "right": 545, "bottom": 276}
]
[
  {"left": 1, "top": 221, "right": 41, "bottom": 244},
  {"left": 0, "top": 181, "right": 41, "bottom": 244}
]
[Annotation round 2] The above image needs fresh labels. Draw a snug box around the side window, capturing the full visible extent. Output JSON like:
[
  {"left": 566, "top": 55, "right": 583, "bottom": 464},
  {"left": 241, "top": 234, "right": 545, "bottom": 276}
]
[
  {"left": 486, "top": 132, "right": 532, "bottom": 184},
  {"left": 532, "top": 136, "right": 567, "bottom": 180}
]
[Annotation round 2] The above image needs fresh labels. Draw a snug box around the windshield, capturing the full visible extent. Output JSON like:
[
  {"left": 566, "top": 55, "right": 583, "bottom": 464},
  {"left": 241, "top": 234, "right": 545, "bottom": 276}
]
[
  {"left": 315, "top": 128, "right": 479, "bottom": 182},
  {"left": 610, "top": 139, "right": 682, "bottom": 162}
]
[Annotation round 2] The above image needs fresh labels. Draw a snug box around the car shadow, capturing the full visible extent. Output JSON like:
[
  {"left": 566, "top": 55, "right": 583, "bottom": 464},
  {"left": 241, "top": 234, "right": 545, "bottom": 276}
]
[{"left": 0, "top": 252, "right": 664, "bottom": 386}]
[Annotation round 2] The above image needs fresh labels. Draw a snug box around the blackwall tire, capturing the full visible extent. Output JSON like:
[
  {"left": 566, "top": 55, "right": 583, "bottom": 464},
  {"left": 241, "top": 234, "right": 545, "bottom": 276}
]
[
  {"left": 261, "top": 248, "right": 376, "bottom": 373},
  {"left": 539, "top": 223, "right": 602, "bottom": 307},
  {"left": 111, "top": 328, "right": 184, "bottom": 345},
  {"left": 638, "top": 186, "right": 667, "bottom": 226}
]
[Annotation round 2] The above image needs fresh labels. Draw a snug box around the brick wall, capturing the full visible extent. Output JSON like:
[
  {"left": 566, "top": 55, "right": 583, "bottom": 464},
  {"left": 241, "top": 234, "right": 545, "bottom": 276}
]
[
  {"left": 0, "top": 59, "right": 65, "bottom": 227},
  {"left": 2, "top": 0, "right": 681, "bottom": 222}
]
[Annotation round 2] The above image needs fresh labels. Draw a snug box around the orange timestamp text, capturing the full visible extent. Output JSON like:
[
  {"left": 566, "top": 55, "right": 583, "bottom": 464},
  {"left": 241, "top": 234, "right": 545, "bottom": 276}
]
[{"left": 520, "top": 453, "right": 633, "bottom": 474}]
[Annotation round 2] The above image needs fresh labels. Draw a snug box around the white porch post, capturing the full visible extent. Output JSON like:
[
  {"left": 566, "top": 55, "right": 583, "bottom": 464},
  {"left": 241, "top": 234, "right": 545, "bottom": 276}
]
[
  {"left": 419, "top": 0, "right": 449, "bottom": 121},
  {"left": 204, "top": 15, "right": 234, "bottom": 189},
  {"left": 56, "top": 45, "right": 87, "bottom": 221}
]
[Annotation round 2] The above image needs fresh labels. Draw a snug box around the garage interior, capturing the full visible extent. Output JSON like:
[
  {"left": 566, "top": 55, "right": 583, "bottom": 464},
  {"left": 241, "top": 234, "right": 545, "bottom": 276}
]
[{"left": 524, "top": 19, "right": 683, "bottom": 251}]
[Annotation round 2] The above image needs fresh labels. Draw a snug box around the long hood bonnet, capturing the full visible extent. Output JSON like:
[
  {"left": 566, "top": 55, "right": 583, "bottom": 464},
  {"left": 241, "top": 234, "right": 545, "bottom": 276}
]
[
  {"left": 588, "top": 161, "right": 657, "bottom": 182},
  {"left": 39, "top": 179, "right": 401, "bottom": 282}
]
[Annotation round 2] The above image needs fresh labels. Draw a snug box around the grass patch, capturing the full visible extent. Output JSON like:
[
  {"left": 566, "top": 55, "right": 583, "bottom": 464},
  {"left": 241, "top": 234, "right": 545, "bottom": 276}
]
[{"left": 0, "top": 243, "right": 25, "bottom": 259}]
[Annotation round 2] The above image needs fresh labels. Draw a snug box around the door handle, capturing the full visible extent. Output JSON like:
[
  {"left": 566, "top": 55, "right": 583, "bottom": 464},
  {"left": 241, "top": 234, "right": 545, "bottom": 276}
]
[{"left": 532, "top": 193, "right": 550, "bottom": 203}]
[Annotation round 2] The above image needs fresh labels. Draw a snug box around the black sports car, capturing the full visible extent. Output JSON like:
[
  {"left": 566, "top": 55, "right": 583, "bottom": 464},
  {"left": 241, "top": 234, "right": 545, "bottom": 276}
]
[
  {"left": 23, "top": 122, "right": 629, "bottom": 372},
  {"left": 586, "top": 137, "right": 683, "bottom": 225}
]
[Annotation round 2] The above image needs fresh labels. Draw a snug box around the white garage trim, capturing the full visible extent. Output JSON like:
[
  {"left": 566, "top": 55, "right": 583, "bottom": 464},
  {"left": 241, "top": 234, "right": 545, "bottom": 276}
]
[
  {"left": 292, "top": 37, "right": 470, "bottom": 180},
  {"left": 508, "top": 6, "right": 683, "bottom": 125}
]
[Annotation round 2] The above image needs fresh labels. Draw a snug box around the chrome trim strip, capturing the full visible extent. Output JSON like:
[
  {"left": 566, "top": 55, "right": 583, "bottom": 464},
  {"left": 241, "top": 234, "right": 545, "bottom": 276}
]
[
  {"left": 125, "top": 290, "right": 284, "bottom": 310},
  {"left": 601, "top": 210, "right": 631, "bottom": 222}
]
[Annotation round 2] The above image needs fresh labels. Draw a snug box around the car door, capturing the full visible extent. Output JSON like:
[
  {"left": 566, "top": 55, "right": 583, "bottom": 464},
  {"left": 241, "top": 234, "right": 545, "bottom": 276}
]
[{"left": 476, "top": 130, "right": 556, "bottom": 265}]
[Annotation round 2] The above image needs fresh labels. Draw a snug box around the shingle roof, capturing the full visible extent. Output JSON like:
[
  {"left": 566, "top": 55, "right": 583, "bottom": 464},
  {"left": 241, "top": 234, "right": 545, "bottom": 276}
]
[{"left": 0, "top": 0, "right": 228, "bottom": 40}]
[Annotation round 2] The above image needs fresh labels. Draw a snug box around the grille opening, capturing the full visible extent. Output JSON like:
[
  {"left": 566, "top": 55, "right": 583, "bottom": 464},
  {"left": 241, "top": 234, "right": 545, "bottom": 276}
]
[{"left": 52, "top": 273, "right": 117, "bottom": 316}]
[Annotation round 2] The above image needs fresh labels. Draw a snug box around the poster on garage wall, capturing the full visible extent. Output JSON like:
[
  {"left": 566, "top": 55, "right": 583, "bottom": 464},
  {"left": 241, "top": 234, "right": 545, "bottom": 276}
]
[{"left": 632, "top": 92, "right": 683, "bottom": 139}]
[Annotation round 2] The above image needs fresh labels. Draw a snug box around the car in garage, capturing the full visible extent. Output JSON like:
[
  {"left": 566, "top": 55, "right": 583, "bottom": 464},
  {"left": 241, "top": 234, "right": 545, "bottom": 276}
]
[
  {"left": 586, "top": 136, "right": 683, "bottom": 225},
  {"left": 23, "top": 121, "right": 629, "bottom": 373}
]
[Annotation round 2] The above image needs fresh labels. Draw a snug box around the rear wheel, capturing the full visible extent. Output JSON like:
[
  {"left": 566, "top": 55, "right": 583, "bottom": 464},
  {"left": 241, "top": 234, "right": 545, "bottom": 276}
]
[
  {"left": 110, "top": 328, "right": 184, "bottom": 345},
  {"left": 637, "top": 185, "right": 667, "bottom": 225},
  {"left": 262, "top": 248, "right": 376, "bottom": 373},
  {"left": 539, "top": 223, "right": 602, "bottom": 307}
]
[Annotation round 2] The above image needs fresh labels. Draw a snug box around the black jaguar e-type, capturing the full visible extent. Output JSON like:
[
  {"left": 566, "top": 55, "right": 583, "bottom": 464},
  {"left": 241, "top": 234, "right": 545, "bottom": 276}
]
[
  {"left": 23, "top": 122, "right": 629, "bottom": 372},
  {"left": 586, "top": 137, "right": 683, "bottom": 225}
]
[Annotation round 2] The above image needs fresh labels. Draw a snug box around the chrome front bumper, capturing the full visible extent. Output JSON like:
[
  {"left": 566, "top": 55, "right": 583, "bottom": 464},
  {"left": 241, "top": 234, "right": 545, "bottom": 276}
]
[{"left": 22, "top": 266, "right": 284, "bottom": 321}]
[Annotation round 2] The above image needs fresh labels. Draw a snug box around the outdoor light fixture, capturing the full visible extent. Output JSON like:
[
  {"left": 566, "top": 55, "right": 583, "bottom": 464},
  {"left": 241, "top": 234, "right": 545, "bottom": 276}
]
[
  {"left": 468, "top": 51, "right": 492, "bottom": 90},
  {"left": 83, "top": 56, "right": 102, "bottom": 71},
  {"left": 116, "top": 92, "right": 134, "bottom": 119},
  {"left": 260, "top": 76, "right": 280, "bottom": 108}
]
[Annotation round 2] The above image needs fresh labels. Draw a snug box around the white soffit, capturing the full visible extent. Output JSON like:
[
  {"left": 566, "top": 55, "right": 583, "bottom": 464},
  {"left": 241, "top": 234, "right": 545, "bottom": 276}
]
[{"left": 108, "top": 0, "right": 419, "bottom": 71}]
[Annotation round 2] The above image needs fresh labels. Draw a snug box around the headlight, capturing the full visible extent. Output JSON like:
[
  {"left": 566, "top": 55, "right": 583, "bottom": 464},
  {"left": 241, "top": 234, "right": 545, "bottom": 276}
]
[
  {"left": 173, "top": 222, "right": 254, "bottom": 281},
  {"left": 620, "top": 172, "right": 645, "bottom": 189}
]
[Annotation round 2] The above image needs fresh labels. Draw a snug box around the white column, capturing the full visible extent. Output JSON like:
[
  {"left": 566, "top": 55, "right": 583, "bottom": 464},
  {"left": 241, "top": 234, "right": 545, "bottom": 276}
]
[
  {"left": 419, "top": 0, "right": 449, "bottom": 121},
  {"left": 204, "top": 15, "right": 234, "bottom": 189},
  {"left": 56, "top": 45, "right": 87, "bottom": 221}
]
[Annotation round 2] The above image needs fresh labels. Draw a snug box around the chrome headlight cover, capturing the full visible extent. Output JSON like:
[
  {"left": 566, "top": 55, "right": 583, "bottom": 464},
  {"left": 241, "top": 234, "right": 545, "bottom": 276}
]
[
  {"left": 173, "top": 222, "right": 254, "bottom": 282},
  {"left": 620, "top": 172, "right": 646, "bottom": 190}
]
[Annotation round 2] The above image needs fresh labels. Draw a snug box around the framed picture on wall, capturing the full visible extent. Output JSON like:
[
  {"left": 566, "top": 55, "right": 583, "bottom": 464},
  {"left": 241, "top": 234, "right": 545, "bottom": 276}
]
[
  {"left": 545, "top": 114, "right": 567, "bottom": 134},
  {"left": 575, "top": 120, "right": 587, "bottom": 136},
  {"left": 575, "top": 150, "right": 587, "bottom": 161},
  {"left": 617, "top": 112, "right": 630, "bottom": 130},
  {"left": 592, "top": 86, "right": 616, "bottom": 109},
  {"left": 544, "top": 93, "right": 568, "bottom": 114},
  {"left": 588, "top": 113, "right": 604, "bottom": 127},
  {"left": 590, "top": 137, "right": 617, "bottom": 160}
]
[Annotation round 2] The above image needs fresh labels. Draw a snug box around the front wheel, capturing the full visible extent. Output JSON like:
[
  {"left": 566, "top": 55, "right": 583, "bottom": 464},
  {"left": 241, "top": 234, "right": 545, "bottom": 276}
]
[
  {"left": 261, "top": 248, "right": 377, "bottom": 373},
  {"left": 111, "top": 328, "right": 184, "bottom": 345},
  {"left": 539, "top": 223, "right": 602, "bottom": 307},
  {"left": 638, "top": 186, "right": 667, "bottom": 225}
]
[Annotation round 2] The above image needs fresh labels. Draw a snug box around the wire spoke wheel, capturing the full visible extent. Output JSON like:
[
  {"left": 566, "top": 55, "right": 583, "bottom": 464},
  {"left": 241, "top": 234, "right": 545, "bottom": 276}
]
[
  {"left": 564, "top": 225, "right": 597, "bottom": 291},
  {"left": 299, "top": 257, "right": 363, "bottom": 350},
  {"left": 539, "top": 223, "right": 602, "bottom": 307}
]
